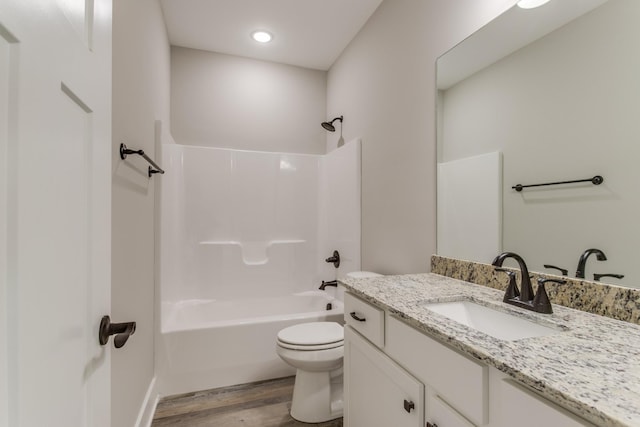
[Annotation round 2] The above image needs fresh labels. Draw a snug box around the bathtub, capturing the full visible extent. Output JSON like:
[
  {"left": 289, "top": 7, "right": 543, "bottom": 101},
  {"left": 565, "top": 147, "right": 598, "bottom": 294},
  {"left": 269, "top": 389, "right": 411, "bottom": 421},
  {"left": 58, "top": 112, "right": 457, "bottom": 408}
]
[{"left": 157, "top": 291, "right": 344, "bottom": 396}]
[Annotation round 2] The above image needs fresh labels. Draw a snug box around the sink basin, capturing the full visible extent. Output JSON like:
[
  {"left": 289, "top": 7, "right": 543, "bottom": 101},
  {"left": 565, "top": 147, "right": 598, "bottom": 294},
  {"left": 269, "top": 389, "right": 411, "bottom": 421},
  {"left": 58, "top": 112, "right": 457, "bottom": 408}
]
[{"left": 423, "top": 300, "right": 561, "bottom": 341}]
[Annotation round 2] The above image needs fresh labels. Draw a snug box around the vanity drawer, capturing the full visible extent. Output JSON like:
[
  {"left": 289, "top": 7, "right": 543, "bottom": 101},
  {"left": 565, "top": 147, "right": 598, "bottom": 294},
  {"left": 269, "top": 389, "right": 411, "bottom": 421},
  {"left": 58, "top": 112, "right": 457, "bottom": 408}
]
[
  {"left": 386, "top": 316, "right": 488, "bottom": 426},
  {"left": 344, "top": 292, "right": 385, "bottom": 348}
]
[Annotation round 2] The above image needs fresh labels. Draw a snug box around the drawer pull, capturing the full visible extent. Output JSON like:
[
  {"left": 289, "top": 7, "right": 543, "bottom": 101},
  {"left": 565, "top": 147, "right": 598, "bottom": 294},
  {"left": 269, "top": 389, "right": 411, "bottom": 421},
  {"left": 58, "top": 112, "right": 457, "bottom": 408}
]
[
  {"left": 426, "top": 423, "right": 438, "bottom": 427},
  {"left": 350, "top": 311, "right": 366, "bottom": 322},
  {"left": 403, "top": 399, "right": 415, "bottom": 413}
]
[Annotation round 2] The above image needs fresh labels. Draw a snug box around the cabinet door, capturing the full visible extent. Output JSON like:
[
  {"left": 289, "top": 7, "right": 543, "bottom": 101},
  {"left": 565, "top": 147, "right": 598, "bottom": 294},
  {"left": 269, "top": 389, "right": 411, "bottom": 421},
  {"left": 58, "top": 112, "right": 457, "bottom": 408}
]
[
  {"left": 386, "top": 316, "right": 488, "bottom": 425},
  {"left": 344, "top": 326, "right": 424, "bottom": 427},
  {"left": 427, "top": 389, "right": 476, "bottom": 427},
  {"left": 494, "top": 379, "right": 595, "bottom": 427}
]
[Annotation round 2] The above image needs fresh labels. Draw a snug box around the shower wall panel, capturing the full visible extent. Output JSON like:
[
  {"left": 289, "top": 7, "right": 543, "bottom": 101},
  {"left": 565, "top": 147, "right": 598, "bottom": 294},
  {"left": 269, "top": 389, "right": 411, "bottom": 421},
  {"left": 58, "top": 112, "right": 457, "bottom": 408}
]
[{"left": 161, "top": 145, "right": 320, "bottom": 302}]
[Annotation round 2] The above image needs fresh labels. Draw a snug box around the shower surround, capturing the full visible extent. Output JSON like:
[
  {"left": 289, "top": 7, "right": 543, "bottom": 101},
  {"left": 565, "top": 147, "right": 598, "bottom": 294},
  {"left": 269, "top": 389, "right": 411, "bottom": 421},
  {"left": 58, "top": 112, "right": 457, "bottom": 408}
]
[{"left": 157, "top": 141, "right": 361, "bottom": 395}]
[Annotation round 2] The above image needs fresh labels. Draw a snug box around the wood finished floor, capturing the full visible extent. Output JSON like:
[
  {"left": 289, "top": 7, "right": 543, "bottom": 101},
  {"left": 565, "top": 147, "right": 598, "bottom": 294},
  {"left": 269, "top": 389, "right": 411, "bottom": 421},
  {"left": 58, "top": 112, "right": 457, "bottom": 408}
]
[{"left": 152, "top": 376, "right": 344, "bottom": 427}]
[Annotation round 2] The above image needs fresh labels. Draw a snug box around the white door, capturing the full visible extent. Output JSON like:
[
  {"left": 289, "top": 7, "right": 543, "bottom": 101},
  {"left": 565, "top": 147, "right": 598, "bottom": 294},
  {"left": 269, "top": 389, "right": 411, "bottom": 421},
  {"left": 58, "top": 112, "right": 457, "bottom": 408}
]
[{"left": 0, "top": 0, "right": 112, "bottom": 426}]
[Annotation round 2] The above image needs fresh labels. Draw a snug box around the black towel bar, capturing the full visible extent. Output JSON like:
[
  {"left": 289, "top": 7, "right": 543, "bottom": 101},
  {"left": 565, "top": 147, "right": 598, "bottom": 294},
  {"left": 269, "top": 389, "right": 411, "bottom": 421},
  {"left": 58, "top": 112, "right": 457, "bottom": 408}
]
[
  {"left": 120, "top": 143, "right": 165, "bottom": 178},
  {"left": 512, "top": 175, "right": 602, "bottom": 192}
]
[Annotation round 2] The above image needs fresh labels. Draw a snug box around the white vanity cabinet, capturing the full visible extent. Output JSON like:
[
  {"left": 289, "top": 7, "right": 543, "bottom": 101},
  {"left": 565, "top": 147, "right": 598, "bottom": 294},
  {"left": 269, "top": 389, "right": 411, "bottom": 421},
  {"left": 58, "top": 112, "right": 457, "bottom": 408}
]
[
  {"left": 386, "top": 315, "right": 487, "bottom": 427},
  {"left": 491, "top": 377, "right": 595, "bottom": 427},
  {"left": 344, "top": 325, "right": 424, "bottom": 427},
  {"left": 427, "top": 390, "right": 477, "bottom": 427},
  {"left": 343, "top": 291, "right": 597, "bottom": 427}
]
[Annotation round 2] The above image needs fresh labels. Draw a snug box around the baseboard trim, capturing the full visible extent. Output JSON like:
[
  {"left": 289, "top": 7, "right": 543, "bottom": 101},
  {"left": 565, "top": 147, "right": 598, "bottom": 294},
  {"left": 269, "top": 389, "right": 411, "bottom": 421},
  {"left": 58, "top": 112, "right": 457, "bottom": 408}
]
[{"left": 135, "top": 376, "right": 159, "bottom": 427}]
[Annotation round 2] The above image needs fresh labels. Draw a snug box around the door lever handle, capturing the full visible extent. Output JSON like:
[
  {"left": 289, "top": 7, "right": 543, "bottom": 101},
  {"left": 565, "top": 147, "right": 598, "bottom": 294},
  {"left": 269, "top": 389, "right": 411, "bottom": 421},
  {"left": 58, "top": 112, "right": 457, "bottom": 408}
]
[{"left": 99, "top": 315, "right": 136, "bottom": 348}]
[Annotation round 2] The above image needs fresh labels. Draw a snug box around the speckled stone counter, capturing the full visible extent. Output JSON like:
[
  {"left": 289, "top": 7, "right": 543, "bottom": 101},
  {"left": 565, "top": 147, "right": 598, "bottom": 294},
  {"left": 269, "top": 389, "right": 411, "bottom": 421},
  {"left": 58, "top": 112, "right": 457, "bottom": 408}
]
[{"left": 339, "top": 273, "right": 640, "bottom": 427}]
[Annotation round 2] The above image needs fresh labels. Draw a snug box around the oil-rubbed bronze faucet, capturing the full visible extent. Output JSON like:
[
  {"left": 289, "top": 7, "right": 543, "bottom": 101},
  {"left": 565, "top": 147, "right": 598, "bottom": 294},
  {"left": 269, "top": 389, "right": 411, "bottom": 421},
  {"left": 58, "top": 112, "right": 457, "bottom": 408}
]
[
  {"left": 575, "top": 248, "right": 606, "bottom": 279},
  {"left": 593, "top": 273, "right": 624, "bottom": 282},
  {"left": 532, "top": 278, "right": 566, "bottom": 314},
  {"left": 492, "top": 252, "right": 565, "bottom": 314},
  {"left": 325, "top": 250, "right": 340, "bottom": 268},
  {"left": 319, "top": 280, "right": 338, "bottom": 290},
  {"left": 492, "top": 252, "right": 534, "bottom": 302}
]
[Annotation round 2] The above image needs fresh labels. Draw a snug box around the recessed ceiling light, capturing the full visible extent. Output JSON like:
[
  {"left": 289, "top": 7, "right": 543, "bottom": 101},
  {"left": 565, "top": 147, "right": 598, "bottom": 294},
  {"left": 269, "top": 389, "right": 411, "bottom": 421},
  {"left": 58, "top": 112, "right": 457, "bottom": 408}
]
[
  {"left": 517, "top": 0, "right": 552, "bottom": 9},
  {"left": 251, "top": 30, "right": 273, "bottom": 43}
]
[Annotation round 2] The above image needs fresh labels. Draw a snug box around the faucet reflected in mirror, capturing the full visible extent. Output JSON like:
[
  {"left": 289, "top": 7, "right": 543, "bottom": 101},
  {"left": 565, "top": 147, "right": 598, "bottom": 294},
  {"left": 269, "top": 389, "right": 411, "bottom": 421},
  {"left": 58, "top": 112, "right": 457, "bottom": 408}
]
[
  {"left": 594, "top": 273, "right": 624, "bottom": 282},
  {"left": 575, "top": 248, "right": 607, "bottom": 279},
  {"left": 543, "top": 264, "right": 568, "bottom": 276},
  {"left": 545, "top": 248, "right": 625, "bottom": 282}
]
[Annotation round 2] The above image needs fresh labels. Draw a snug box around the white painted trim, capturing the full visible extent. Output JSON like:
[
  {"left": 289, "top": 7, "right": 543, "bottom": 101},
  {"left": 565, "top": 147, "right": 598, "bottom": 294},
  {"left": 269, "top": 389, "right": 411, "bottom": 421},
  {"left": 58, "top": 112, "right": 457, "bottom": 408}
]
[
  {"left": 0, "top": 26, "right": 18, "bottom": 427},
  {"left": 134, "top": 376, "right": 159, "bottom": 427}
]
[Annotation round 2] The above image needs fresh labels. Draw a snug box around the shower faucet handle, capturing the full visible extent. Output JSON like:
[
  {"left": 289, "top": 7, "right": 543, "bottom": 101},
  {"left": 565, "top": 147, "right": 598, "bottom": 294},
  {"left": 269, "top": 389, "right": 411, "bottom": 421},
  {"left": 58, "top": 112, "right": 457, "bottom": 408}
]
[{"left": 325, "top": 250, "right": 340, "bottom": 268}]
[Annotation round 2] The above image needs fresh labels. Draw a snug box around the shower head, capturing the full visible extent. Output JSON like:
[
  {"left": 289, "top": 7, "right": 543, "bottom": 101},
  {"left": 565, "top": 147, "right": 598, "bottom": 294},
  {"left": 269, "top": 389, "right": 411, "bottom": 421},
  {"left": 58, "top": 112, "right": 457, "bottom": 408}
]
[{"left": 321, "top": 116, "right": 343, "bottom": 132}]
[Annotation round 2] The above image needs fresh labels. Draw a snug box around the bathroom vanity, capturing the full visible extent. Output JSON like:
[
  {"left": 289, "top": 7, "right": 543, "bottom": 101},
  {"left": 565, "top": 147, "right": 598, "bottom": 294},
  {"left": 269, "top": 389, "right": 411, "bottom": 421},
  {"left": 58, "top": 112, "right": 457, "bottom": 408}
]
[{"left": 341, "top": 273, "right": 640, "bottom": 427}]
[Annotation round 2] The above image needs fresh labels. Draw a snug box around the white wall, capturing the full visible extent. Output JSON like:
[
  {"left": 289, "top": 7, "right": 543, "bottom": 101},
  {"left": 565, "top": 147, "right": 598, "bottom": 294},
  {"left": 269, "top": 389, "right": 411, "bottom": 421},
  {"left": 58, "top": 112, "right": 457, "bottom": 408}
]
[
  {"left": 112, "top": 0, "right": 171, "bottom": 425},
  {"left": 0, "top": 32, "right": 10, "bottom": 427},
  {"left": 326, "top": 0, "right": 515, "bottom": 274},
  {"left": 171, "top": 47, "right": 327, "bottom": 154},
  {"left": 440, "top": 0, "right": 640, "bottom": 285}
]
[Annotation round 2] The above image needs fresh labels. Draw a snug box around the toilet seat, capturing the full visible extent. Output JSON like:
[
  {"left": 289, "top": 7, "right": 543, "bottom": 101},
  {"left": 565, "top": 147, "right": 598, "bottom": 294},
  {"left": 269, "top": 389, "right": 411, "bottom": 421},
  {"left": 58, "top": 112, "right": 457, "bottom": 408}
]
[
  {"left": 275, "top": 321, "right": 346, "bottom": 423},
  {"left": 277, "top": 322, "right": 344, "bottom": 350}
]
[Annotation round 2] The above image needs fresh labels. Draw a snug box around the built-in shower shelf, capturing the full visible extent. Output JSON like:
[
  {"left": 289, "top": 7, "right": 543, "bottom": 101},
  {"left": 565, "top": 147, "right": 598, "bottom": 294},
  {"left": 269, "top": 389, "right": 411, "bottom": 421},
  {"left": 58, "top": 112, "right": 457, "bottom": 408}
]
[{"left": 199, "top": 240, "right": 306, "bottom": 265}]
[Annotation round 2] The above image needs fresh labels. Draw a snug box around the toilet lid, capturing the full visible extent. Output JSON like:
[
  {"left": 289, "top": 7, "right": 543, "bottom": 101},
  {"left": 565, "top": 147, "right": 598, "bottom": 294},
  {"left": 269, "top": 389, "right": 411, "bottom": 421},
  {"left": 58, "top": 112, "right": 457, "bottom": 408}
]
[
  {"left": 277, "top": 322, "right": 343, "bottom": 346},
  {"left": 277, "top": 340, "right": 344, "bottom": 351}
]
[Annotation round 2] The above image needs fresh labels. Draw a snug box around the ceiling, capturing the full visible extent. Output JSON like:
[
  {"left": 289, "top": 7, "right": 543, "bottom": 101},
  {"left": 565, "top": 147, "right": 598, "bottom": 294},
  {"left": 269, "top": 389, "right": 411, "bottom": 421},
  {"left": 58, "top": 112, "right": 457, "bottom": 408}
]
[{"left": 159, "top": 0, "right": 384, "bottom": 71}]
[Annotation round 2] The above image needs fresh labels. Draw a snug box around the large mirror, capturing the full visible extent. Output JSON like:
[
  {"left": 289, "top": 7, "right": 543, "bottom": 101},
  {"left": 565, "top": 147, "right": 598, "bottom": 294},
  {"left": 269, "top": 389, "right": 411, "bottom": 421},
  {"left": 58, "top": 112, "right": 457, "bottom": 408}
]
[{"left": 436, "top": 0, "right": 640, "bottom": 288}]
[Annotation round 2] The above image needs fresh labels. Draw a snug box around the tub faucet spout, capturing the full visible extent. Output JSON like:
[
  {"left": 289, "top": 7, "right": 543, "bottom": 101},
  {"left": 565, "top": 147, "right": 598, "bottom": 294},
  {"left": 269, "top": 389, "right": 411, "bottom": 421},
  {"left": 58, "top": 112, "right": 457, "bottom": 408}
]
[{"left": 319, "top": 280, "right": 338, "bottom": 290}]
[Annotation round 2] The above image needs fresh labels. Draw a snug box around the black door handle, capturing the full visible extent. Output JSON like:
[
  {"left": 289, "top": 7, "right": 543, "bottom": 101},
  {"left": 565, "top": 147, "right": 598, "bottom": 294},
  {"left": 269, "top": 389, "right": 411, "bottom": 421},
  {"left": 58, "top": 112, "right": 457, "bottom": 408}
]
[
  {"left": 350, "top": 312, "right": 366, "bottom": 322},
  {"left": 99, "top": 315, "right": 136, "bottom": 348}
]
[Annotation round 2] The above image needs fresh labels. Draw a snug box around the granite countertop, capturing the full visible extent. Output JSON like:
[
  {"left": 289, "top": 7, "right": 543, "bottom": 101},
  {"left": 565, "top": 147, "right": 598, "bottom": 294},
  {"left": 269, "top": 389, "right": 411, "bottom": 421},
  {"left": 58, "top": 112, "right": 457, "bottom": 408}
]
[{"left": 340, "top": 273, "right": 640, "bottom": 427}]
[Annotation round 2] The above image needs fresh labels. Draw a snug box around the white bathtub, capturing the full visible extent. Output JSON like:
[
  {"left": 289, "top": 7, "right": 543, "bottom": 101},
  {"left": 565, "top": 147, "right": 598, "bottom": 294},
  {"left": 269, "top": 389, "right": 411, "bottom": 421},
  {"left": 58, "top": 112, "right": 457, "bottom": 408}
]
[{"left": 157, "top": 291, "right": 344, "bottom": 396}]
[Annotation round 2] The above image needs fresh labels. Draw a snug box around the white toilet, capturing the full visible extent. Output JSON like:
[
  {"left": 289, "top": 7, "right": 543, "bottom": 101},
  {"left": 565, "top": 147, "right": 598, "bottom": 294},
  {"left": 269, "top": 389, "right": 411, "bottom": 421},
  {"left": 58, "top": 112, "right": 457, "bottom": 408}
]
[
  {"left": 276, "top": 271, "right": 382, "bottom": 423},
  {"left": 277, "top": 322, "right": 345, "bottom": 423}
]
